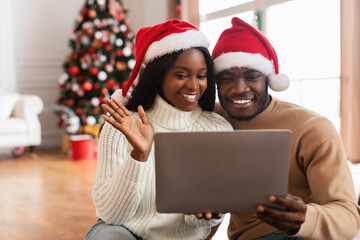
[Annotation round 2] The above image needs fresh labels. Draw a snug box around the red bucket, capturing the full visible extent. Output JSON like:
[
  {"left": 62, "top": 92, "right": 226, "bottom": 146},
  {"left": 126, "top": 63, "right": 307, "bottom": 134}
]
[{"left": 69, "top": 134, "right": 96, "bottom": 160}]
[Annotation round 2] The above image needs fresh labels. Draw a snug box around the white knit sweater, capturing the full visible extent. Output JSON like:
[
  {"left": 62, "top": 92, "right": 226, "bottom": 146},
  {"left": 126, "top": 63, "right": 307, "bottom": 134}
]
[{"left": 92, "top": 95, "right": 233, "bottom": 240}]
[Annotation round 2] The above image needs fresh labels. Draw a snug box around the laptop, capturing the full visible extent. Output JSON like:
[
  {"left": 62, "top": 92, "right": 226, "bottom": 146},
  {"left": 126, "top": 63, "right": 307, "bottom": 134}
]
[{"left": 154, "top": 129, "right": 292, "bottom": 213}]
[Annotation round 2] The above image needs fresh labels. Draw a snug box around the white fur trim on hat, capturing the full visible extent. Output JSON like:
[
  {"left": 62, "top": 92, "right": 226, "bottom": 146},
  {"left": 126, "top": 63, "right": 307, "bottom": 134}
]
[
  {"left": 111, "top": 89, "right": 131, "bottom": 105},
  {"left": 268, "top": 73, "right": 290, "bottom": 92},
  {"left": 213, "top": 52, "right": 274, "bottom": 75},
  {"left": 144, "top": 30, "right": 210, "bottom": 64}
]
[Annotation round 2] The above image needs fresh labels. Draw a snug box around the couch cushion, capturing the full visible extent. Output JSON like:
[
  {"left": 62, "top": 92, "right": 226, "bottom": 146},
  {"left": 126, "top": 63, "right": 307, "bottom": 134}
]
[
  {"left": 0, "top": 117, "right": 27, "bottom": 134},
  {"left": 0, "top": 93, "right": 20, "bottom": 120}
]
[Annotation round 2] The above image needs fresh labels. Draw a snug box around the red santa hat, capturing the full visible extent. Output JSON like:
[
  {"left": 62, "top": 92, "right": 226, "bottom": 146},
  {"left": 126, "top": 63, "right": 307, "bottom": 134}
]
[
  {"left": 212, "top": 17, "right": 289, "bottom": 92},
  {"left": 117, "top": 19, "right": 209, "bottom": 101}
]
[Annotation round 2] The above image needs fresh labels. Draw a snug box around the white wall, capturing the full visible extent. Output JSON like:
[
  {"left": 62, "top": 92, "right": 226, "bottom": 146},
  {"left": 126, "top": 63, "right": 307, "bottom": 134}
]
[
  {"left": 122, "top": 0, "right": 168, "bottom": 33},
  {"left": 11, "top": 0, "right": 84, "bottom": 147},
  {"left": 7, "top": 0, "right": 169, "bottom": 148}
]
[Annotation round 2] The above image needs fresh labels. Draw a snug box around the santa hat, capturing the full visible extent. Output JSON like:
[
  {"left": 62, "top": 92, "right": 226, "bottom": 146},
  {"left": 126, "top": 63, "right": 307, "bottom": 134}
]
[
  {"left": 212, "top": 17, "right": 289, "bottom": 92},
  {"left": 118, "top": 19, "right": 209, "bottom": 101}
]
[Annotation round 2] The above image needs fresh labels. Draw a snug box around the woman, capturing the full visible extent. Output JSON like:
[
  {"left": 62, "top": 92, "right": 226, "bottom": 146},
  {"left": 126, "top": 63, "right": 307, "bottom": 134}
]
[{"left": 85, "top": 19, "right": 233, "bottom": 240}]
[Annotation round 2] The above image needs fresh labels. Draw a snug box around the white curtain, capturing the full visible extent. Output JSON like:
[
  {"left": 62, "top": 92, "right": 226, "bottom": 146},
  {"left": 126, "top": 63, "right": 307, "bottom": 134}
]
[{"left": 0, "top": 0, "right": 16, "bottom": 94}]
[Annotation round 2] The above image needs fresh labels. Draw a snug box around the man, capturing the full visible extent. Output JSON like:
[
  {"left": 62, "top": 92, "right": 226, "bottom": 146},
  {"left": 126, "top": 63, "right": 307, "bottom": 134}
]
[{"left": 212, "top": 17, "right": 360, "bottom": 240}]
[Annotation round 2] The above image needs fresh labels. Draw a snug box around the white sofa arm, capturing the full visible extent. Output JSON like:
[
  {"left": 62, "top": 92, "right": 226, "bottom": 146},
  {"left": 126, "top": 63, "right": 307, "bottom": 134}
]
[{"left": 13, "top": 95, "right": 44, "bottom": 146}]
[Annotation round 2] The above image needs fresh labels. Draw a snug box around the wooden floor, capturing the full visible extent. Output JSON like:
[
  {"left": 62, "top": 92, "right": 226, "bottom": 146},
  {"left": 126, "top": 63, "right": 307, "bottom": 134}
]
[{"left": 0, "top": 149, "right": 98, "bottom": 240}]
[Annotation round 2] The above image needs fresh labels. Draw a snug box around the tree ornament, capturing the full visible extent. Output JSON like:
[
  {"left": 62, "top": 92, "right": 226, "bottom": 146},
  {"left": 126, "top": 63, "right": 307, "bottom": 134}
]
[
  {"left": 89, "top": 67, "right": 99, "bottom": 75},
  {"left": 93, "top": 82, "right": 101, "bottom": 90},
  {"left": 81, "top": 62, "right": 88, "bottom": 69},
  {"left": 97, "top": 0, "right": 106, "bottom": 5},
  {"left": 116, "top": 61, "right": 126, "bottom": 70},
  {"left": 76, "top": 108, "right": 82, "bottom": 115},
  {"left": 123, "top": 47, "right": 132, "bottom": 57},
  {"left": 78, "top": 75, "right": 85, "bottom": 81},
  {"left": 71, "top": 83, "right": 80, "bottom": 92},
  {"left": 105, "top": 44, "right": 112, "bottom": 51},
  {"left": 112, "top": 26, "right": 120, "bottom": 34},
  {"left": 92, "top": 39, "right": 102, "bottom": 48},
  {"left": 128, "top": 59, "right": 136, "bottom": 69},
  {"left": 92, "top": 107, "right": 100, "bottom": 115},
  {"left": 82, "top": 21, "right": 94, "bottom": 30},
  {"left": 58, "top": 73, "right": 69, "bottom": 84},
  {"left": 115, "top": 38, "right": 123, "bottom": 47},
  {"left": 86, "top": 115, "right": 97, "bottom": 125},
  {"left": 94, "top": 19, "right": 101, "bottom": 28},
  {"left": 91, "top": 53, "right": 98, "bottom": 61},
  {"left": 101, "top": 18, "right": 108, "bottom": 26},
  {"left": 81, "top": 36, "right": 91, "bottom": 45},
  {"left": 68, "top": 66, "right": 80, "bottom": 75},
  {"left": 97, "top": 71, "right": 108, "bottom": 81},
  {"left": 91, "top": 97, "right": 100, "bottom": 106},
  {"left": 120, "top": 24, "right": 127, "bottom": 32},
  {"left": 106, "top": 79, "right": 116, "bottom": 89},
  {"left": 88, "top": 9, "right": 97, "bottom": 19},
  {"left": 93, "top": 60, "right": 102, "bottom": 67},
  {"left": 67, "top": 99, "right": 75, "bottom": 106},
  {"left": 105, "top": 64, "right": 113, "bottom": 73},
  {"left": 94, "top": 31, "right": 102, "bottom": 39},
  {"left": 82, "top": 82, "right": 93, "bottom": 92},
  {"left": 100, "top": 55, "right": 107, "bottom": 62},
  {"left": 116, "top": 50, "right": 123, "bottom": 56},
  {"left": 108, "top": 18, "right": 114, "bottom": 25},
  {"left": 102, "top": 88, "right": 109, "bottom": 95},
  {"left": 77, "top": 89, "right": 85, "bottom": 97}
]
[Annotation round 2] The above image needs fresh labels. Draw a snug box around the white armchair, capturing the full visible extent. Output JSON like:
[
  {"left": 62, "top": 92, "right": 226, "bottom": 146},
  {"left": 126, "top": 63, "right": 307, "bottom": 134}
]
[{"left": 0, "top": 94, "right": 43, "bottom": 152}]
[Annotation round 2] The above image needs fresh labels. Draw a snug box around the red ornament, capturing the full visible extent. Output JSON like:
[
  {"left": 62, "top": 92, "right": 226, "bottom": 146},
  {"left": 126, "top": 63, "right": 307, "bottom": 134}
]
[
  {"left": 76, "top": 108, "right": 83, "bottom": 115},
  {"left": 105, "top": 44, "right": 112, "bottom": 51},
  {"left": 92, "top": 107, "right": 100, "bottom": 115},
  {"left": 68, "top": 66, "right": 80, "bottom": 76},
  {"left": 93, "top": 82, "right": 101, "bottom": 90},
  {"left": 117, "top": 13, "right": 124, "bottom": 22},
  {"left": 67, "top": 99, "right": 75, "bottom": 106},
  {"left": 102, "top": 88, "right": 109, "bottom": 95},
  {"left": 89, "top": 67, "right": 99, "bottom": 76},
  {"left": 82, "top": 82, "right": 93, "bottom": 91},
  {"left": 72, "top": 53, "right": 79, "bottom": 60},
  {"left": 88, "top": 9, "right": 97, "bottom": 19},
  {"left": 116, "top": 50, "right": 123, "bottom": 56},
  {"left": 106, "top": 79, "right": 116, "bottom": 89},
  {"left": 78, "top": 75, "right": 85, "bottom": 81},
  {"left": 88, "top": 47, "right": 95, "bottom": 54},
  {"left": 91, "top": 54, "right": 98, "bottom": 61},
  {"left": 99, "top": 97, "right": 105, "bottom": 104}
]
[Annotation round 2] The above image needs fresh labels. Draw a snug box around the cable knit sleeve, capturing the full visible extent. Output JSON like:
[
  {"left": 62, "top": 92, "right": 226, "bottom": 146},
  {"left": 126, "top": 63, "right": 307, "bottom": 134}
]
[
  {"left": 184, "top": 214, "right": 224, "bottom": 227},
  {"left": 92, "top": 121, "right": 149, "bottom": 225}
]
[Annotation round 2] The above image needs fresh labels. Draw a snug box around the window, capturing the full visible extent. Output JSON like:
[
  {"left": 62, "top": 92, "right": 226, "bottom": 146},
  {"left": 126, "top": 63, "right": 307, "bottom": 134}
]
[{"left": 199, "top": 0, "right": 340, "bottom": 131}]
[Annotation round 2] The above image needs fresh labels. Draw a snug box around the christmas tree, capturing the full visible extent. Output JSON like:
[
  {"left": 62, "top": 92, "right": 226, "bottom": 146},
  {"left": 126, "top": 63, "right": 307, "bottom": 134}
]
[{"left": 58, "top": 0, "right": 135, "bottom": 130}]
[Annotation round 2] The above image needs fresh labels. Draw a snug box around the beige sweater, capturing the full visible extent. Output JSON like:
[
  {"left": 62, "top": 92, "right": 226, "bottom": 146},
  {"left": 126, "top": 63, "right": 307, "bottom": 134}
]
[
  {"left": 92, "top": 95, "right": 233, "bottom": 240},
  {"left": 215, "top": 97, "right": 360, "bottom": 240}
]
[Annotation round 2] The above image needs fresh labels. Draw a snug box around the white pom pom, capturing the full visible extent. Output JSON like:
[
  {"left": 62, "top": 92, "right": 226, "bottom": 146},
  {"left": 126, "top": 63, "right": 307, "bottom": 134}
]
[
  {"left": 268, "top": 73, "right": 290, "bottom": 92},
  {"left": 111, "top": 89, "right": 130, "bottom": 105}
]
